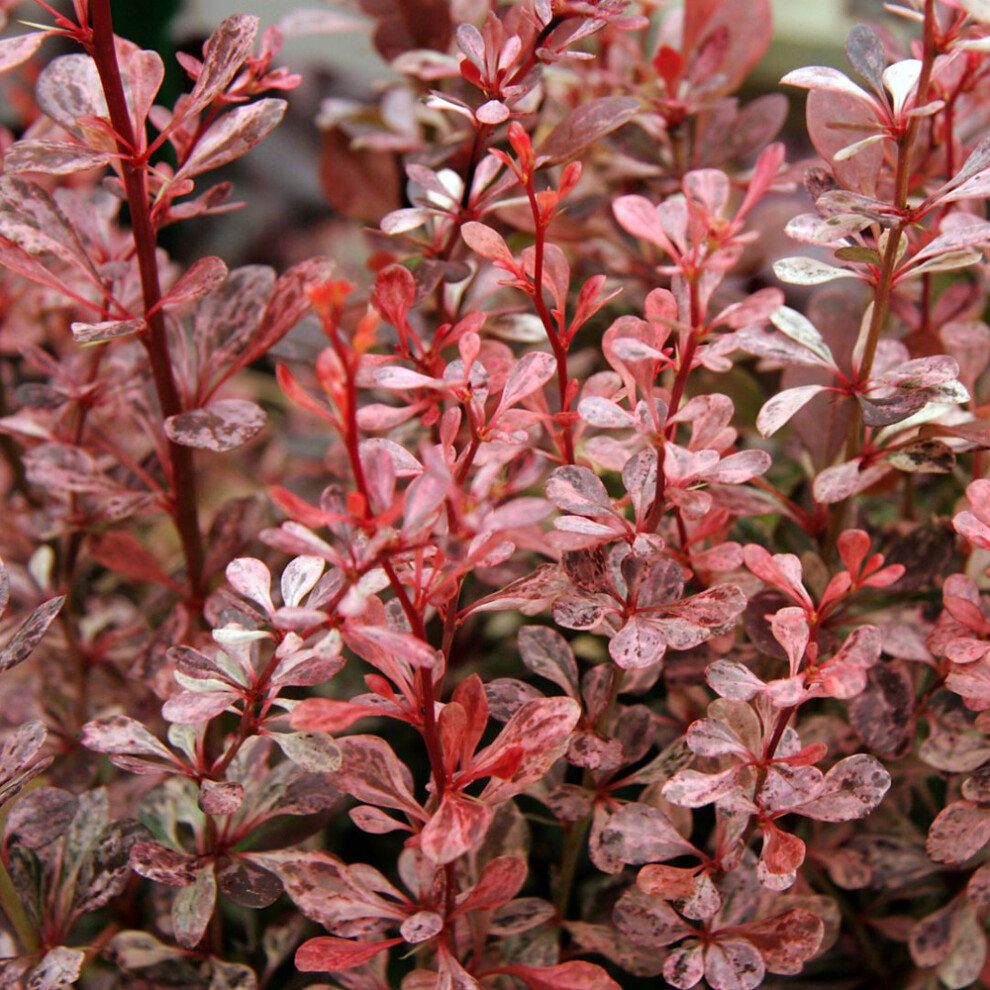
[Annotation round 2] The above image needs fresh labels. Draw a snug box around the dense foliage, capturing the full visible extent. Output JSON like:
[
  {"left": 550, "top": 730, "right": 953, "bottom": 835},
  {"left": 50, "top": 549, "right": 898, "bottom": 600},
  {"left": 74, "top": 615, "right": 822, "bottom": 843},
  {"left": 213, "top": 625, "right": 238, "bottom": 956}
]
[{"left": 3, "top": 0, "right": 990, "bottom": 986}]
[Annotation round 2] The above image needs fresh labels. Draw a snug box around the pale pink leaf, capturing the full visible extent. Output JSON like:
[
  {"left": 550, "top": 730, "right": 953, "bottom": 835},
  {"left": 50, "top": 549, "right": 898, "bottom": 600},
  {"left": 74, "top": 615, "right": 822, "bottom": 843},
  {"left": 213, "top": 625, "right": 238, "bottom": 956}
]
[
  {"left": 781, "top": 65, "right": 874, "bottom": 103},
  {"left": 773, "top": 256, "right": 859, "bottom": 285},
  {"left": 784, "top": 212, "right": 872, "bottom": 244},
  {"left": 0, "top": 32, "right": 46, "bottom": 72},
  {"left": 927, "top": 801, "right": 990, "bottom": 863},
  {"left": 609, "top": 616, "right": 667, "bottom": 669},
  {"left": 578, "top": 397, "right": 637, "bottom": 429},
  {"left": 400, "top": 910, "right": 444, "bottom": 944},
  {"left": 598, "top": 803, "right": 695, "bottom": 866},
  {"left": 496, "top": 351, "right": 557, "bottom": 414},
  {"left": 546, "top": 465, "right": 615, "bottom": 516},
  {"left": 662, "top": 767, "right": 742, "bottom": 808},
  {"left": 797, "top": 754, "right": 890, "bottom": 821},
  {"left": 518, "top": 626, "right": 579, "bottom": 698},
  {"left": 183, "top": 14, "right": 260, "bottom": 119},
  {"left": 3, "top": 141, "right": 113, "bottom": 175},
  {"left": 80, "top": 715, "right": 176, "bottom": 763},
  {"left": 329, "top": 735, "right": 422, "bottom": 818},
  {"left": 272, "top": 732, "right": 342, "bottom": 773},
  {"left": 164, "top": 399, "right": 266, "bottom": 452},
  {"left": 612, "top": 887, "right": 688, "bottom": 947},
  {"left": 226, "top": 557, "right": 274, "bottom": 613},
  {"left": 176, "top": 99, "right": 287, "bottom": 180},
  {"left": 71, "top": 319, "right": 147, "bottom": 344},
  {"left": 663, "top": 941, "right": 705, "bottom": 989},
  {"left": 706, "top": 660, "right": 765, "bottom": 700},
  {"left": 705, "top": 938, "right": 766, "bottom": 990},
  {"left": 686, "top": 718, "right": 750, "bottom": 758},
  {"left": 476, "top": 99, "right": 510, "bottom": 124},
  {"left": 173, "top": 866, "right": 217, "bottom": 948}
]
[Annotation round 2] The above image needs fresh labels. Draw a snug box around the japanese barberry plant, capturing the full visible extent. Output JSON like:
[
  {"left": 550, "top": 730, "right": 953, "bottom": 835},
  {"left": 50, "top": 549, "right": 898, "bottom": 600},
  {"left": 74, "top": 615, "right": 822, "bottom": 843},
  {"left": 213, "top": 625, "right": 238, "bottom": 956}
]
[{"left": 3, "top": 0, "right": 990, "bottom": 986}]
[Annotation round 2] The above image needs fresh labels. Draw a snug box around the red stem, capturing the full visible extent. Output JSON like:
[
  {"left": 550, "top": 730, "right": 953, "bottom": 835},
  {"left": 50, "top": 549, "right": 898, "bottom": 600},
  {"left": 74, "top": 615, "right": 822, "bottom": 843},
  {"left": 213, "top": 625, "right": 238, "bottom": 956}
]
[
  {"left": 523, "top": 179, "right": 575, "bottom": 464},
  {"left": 89, "top": 0, "right": 205, "bottom": 605}
]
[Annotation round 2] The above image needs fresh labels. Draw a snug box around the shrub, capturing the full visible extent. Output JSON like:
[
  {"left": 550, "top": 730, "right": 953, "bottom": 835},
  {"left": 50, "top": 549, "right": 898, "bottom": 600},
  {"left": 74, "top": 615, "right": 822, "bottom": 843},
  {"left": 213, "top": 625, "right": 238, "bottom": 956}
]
[{"left": 1, "top": 0, "right": 990, "bottom": 987}]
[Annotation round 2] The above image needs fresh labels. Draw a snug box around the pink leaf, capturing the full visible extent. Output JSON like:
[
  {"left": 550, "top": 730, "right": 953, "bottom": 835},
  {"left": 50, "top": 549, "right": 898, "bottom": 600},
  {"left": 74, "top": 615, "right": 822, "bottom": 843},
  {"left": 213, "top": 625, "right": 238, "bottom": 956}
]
[
  {"left": 350, "top": 805, "right": 412, "bottom": 834},
  {"left": 455, "top": 856, "right": 528, "bottom": 914},
  {"left": 461, "top": 222, "right": 516, "bottom": 267},
  {"left": 419, "top": 791, "right": 494, "bottom": 864},
  {"left": 199, "top": 780, "right": 244, "bottom": 815},
  {"left": 329, "top": 735, "right": 423, "bottom": 818},
  {"left": 744, "top": 908, "right": 825, "bottom": 975},
  {"left": 182, "top": 14, "right": 260, "bottom": 119},
  {"left": 130, "top": 842, "right": 199, "bottom": 886},
  {"left": 0, "top": 594, "right": 64, "bottom": 675},
  {"left": 3, "top": 140, "right": 113, "bottom": 176},
  {"left": 295, "top": 936, "right": 402, "bottom": 972},
  {"left": 161, "top": 256, "right": 229, "bottom": 307},
  {"left": 770, "top": 606, "right": 810, "bottom": 676},
  {"left": 504, "top": 961, "right": 623, "bottom": 990},
  {"left": 781, "top": 65, "right": 873, "bottom": 104},
  {"left": 612, "top": 886, "right": 688, "bottom": 947},
  {"left": 477, "top": 697, "right": 581, "bottom": 802},
  {"left": 613, "top": 195, "right": 676, "bottom": 255},
  {"left": 162, "top": 690, "right": 237, "bottom": 724}
]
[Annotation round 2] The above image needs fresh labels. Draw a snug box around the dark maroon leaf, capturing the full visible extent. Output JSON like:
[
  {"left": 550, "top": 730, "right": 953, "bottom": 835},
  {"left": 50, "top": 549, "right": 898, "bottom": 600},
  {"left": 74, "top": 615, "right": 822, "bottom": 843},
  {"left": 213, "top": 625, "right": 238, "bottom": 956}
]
[
  {"left": 5, "top": 787, "right": 77, "bottom": 849},
  {"left": 357, "top": 0, "right": 452, "bottom": 61},
  {"left": 848, "top": 662, "right": 915, "bottom": 757},
  {"left": 217, "top": 856, "right": 284, "bottom": 908},
  {"left": 536, "top": 97, "right": 641, "bottom": 165}
]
